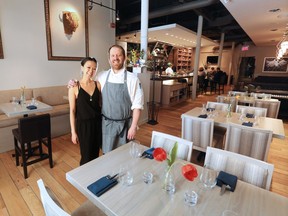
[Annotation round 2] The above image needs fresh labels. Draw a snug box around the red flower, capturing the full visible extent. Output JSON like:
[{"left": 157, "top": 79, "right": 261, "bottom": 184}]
[
  {"left": 182, "top": 164, "right": 198, "bottom": 181},
  {"left": 153, "top": 148, "right": 167, "bottom": 162}
]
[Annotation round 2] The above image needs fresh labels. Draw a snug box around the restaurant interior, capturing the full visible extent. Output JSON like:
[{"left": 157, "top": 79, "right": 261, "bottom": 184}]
[{"left": 0, "top": 0, "right": 288, "bottom": 215}]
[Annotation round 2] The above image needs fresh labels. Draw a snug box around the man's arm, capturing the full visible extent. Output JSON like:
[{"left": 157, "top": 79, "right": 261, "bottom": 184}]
[{"left": 127, "top": 108, "right": 141, "bottom": 140}]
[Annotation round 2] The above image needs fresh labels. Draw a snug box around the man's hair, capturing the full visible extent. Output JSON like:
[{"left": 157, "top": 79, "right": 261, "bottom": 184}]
[{"left": 108, "top": 45, "right": 126, "bottom": 57}]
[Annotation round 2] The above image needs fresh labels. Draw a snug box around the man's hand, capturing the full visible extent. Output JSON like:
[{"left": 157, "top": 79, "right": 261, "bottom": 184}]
[{"left": 67, "top": 79, "right": 78, "bottom": 88}]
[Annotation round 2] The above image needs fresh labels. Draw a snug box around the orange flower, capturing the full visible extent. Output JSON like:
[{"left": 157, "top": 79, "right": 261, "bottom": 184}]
[
  {"left": 153, "top": 147, "right": 167, "bottom": 162},
  {"left": 182, "top": 164, "right": 198, "bottom": 181}
]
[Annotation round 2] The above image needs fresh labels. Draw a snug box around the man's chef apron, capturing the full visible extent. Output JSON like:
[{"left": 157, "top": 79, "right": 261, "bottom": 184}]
[{"left": 102, "top": 70, "right": 132, "bottom": 153}]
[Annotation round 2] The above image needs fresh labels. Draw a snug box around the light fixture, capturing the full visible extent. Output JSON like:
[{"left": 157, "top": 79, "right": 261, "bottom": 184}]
[
  {"left": 275, "top": 30, "right": 288, "bottom": 60},
  {"left": 116, "top": 10, "right": 120, "bottom": 21},
  {"left": 87, "top": 0, "right": 119, "bottom": 21}
]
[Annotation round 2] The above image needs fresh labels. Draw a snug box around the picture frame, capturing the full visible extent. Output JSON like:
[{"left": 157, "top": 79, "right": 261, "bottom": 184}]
[
  {"left": 0, "top": 29, "right": 3, "bottom": 59},
  {"left": 262, "top": 57, "right": 288, "bottom": 73},
  {"left": 44, "top": 0, "right": 89, "bottom": 61}
]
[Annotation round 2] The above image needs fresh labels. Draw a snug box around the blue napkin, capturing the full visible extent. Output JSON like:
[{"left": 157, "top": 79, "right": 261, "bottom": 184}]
[
  {"left": 26, "top": 105, "right": 37, "bottom": 110},
  {"left": 242, "top": 122, "right": 253, "bottom": 127},
  {"left": 246, "top": 113, "right": 254, "bottom": 118},
  {"left": 87, "top": 175, "right": 118, "bottom": 197},
  {"left": 216, "top": 171, "right": 238, "bottom": 192},
  {"left": 198, "top": 114, "right": 208, "bottom": 118},
  {"left": 206, "top": 108, "right": 215, "bottom": 112},
  {"left": 141, "top": 147, "right": 155, "bottom": 159}
]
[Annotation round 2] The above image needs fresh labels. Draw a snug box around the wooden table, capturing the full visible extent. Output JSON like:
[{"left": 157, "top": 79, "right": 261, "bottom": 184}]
[
  {"left": 181, "top": 107, "right": 285, "bottom": 139},
  {"left": 66, "top": 143, "right": 288, "bottom": 216},
  {"left": 0, "top": 100, "right": 52, "bottom": 117}
]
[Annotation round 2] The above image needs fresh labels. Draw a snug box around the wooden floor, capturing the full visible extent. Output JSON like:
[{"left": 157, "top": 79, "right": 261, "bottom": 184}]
[{"left": 0, "top": 90, "right": 287, "bottom": 216}]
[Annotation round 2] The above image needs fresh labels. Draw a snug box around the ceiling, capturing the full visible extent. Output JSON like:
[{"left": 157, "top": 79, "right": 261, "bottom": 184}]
[{"left": 115, "top": 0, "right": 288, "bottom": 47}]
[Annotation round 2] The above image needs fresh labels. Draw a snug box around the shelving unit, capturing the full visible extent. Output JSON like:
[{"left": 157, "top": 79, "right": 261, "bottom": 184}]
[
  {"left": 162, "top": 80, "right": 187, "bottom": 106},
  {"left": 174, "top": 48, "right": 193, "bottom": 72}
]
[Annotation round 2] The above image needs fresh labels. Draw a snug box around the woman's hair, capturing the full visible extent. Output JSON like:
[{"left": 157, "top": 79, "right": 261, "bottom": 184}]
[{"left": 80, "top": 57, "right": 97, "bottom": 66}]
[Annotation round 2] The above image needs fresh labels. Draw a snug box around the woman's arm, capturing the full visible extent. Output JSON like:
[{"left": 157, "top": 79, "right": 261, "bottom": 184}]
[{"left": 68, "top": 87, "right": 78, "bottom": 144}]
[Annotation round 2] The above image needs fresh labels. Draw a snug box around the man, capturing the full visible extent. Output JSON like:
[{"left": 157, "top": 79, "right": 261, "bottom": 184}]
[{"left": 96, "top": 45, "right": 144, "bottom": 153}]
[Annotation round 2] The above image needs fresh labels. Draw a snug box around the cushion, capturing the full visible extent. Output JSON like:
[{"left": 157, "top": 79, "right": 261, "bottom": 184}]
[
  {"left": 225, "top": 157, "right": 245, "bottom": 180},
  {"left": 206, "top": 153, "right": 227, "bottom": 172}
]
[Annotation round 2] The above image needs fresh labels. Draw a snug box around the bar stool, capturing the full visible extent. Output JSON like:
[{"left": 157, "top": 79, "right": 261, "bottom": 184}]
[{"left": 12, "top": 113, "right": 53, "bottom": 178}]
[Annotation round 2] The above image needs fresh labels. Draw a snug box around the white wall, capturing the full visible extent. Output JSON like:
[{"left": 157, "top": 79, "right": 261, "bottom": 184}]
[{"left": 0, "top": 0, "right": 115, "bottom": 90}]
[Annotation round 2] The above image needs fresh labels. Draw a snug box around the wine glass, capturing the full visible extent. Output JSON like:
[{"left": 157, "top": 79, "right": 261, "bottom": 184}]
[{"left": 199, "top": 165, "right": 217, "bottom": 189}]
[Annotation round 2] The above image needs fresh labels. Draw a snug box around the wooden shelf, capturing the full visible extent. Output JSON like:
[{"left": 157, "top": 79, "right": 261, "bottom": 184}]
[{"left": 174, "top": 48, "right": 193, "bottom": 73}]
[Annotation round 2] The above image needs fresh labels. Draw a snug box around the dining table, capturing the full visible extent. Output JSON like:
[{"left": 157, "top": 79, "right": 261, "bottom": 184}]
[
  {"left": 66, "top": 143, "right": 288, "bottom": 216},
  {"left": 181, "top": 107, "right": 285, "bottom": 139},
  {"left": 0, "top": 100, "right": 52, "bottom": 117}
]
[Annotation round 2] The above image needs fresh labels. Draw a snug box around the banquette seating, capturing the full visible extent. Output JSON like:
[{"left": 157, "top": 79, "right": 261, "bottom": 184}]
[{"left": 0, "top": 85, "right": 70, "bottom": 153}]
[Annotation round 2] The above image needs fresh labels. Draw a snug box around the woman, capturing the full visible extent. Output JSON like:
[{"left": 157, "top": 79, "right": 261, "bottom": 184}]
[{"left": 69, "top": 57, "right": 102, "bottom": 165}]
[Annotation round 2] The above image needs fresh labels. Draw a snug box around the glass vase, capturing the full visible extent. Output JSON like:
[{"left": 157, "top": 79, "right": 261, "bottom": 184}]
[{"left": 163, "top": 167, "right": 176, "bottom": 195}]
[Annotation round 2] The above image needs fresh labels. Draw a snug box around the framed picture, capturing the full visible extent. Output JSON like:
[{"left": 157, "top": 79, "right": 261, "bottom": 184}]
[
  {"left": 44, "top": 0, "right": 89, "bottom": 60},
  {"left": 0, "top": 29, "right": 3, "bottom": 59},
  {"left": 262, "top": 57, "right": 288, "bottom": 73}
]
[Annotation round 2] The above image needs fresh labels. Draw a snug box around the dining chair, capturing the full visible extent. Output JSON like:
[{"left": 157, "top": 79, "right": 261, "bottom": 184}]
[
  {"left": 12, "top": 113, "right": 53, "bottom": 178},
  {"left": 205, "top": 147, "right": 274, "bottom": 190},
  {"left": 250, "top": 93, "right": 272, "bottom": 100},
  {"left": 206, "top": 101, "right": 229, "bottom": 111},
  {"left": 216, "top": 95, "right": 237, "bottom": 112},
  {"left": 254, "top": 99, "right": 281, "bottom": 118},
  {"left": 181, "top": 116, "right": 224, "bottom": 153},
  {"left": 236, "top": 105, "right": 267, "bottom": 117},
  {"left": 37, "top": 179, "right": 106, "bottom": 216},
  {"left": 228, "top": 91, "right": 247, "bottom": 97},
  {"left": 151, "top": 131, "right": 193, "bottom": 161},
  {"left": 224, "top": 123, "right": 273, "bottom": 161}
]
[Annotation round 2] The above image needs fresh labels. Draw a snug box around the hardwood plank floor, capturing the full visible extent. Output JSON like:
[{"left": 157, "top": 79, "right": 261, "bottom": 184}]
[{"left": 0, "top": 91, "right": 287, "bottom": 215}]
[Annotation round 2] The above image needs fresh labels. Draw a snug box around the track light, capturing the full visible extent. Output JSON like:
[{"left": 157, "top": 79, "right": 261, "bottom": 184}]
[{"left": 116, "top": 10, "right": 120, "bottom": 21}]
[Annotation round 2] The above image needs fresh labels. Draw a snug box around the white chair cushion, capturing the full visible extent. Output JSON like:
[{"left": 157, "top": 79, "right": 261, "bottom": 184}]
[
  {"left": 225, "top": 157, "right": 245, "bottom": 180},
  {"left": 205, "top": 153, "right": 227, "bottom": 171}
]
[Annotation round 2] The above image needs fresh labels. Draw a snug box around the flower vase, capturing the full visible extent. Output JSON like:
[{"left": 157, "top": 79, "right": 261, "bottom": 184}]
[
  {"left": 20, "top": 93, "right": 26, "bottom": 106},
  {"left": 163, "top": 166, "right": 176, "bottom": 194}
]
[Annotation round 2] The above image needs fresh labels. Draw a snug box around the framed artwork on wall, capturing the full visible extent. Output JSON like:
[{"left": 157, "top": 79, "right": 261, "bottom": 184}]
[
  {"left": 44, "top": 0, "right": 89, "bottom": 60},
  {"left": 0, "top": 29, "right": 3, "bottom": 59},
  {"left": 262, "top": 57, "right": 288, "bottom": 73}
]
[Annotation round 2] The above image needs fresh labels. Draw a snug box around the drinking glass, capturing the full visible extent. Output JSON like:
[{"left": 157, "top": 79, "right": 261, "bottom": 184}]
[
  {"left": 222, "top": 210, "right": 238, "bottom": 216},
  {"left": 119, "top": 165, "right": 134, "bottom": 186},
  {"left": 184, "top": 190, "right": 198, "bottom": 206},
  {"left": 129, "top": 140, "right": 142, "bottom": 158},
  {"left": 199, "top": 165, "right": 217, "bottom": 189},
  {"left": 201, "top": 103, "right": 206, "bottom": 114},
  {"left": 142, "top": 171, "right": 153, "bottom": 184}
]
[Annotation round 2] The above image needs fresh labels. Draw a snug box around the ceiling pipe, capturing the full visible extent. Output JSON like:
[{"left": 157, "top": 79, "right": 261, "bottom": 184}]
[{"left": 120, "top": 0, "right": 219, "bottom": 24}]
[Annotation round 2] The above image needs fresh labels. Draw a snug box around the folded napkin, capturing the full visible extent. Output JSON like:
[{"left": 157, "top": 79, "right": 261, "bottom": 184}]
[
  {"left": 87, "top": 175, "right": 118, "bottom": 197},
  {"left": 198, "top": 114, "right": 208, "bottom": 118},
  {"left": 206, "top": 108, "right": 215, "bottom": 112},
  {"left": 141, "top": 147, "right": 155, "bottom": 159},
  {"left": 246, "top": 113, "right": 254, "bottom": 118},
  {"left": 26, "top": 105, "right": 37, "bottom": 110},
  {"left": 242, "top": 122, "right": 253, "bottom": 127},
  {"left": 216, "top": 171, "right": 238, "bottom": 192}
]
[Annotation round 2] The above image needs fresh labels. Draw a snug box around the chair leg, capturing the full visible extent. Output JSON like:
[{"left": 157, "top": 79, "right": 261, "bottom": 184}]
[
  {"left": 48, "top": 139, "right": 53, "bottom": 168},
  {"left": 21, "top": 142, "right": 28, "bottom": 179},
  {"left": 14, "top": 137, "right": 20, "bottom": 166}
]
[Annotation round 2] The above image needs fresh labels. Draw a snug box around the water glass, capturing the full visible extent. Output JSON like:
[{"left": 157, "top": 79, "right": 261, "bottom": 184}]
[
  {"left": 184, "top": 190, "right": 198, "bottom": 206},
  {"left": 129, "top": 140, "right": 142, "bottom": 158},
  {"left": 222, "top": 210, "right": 238, "bottom": 216},
  {"left": 200, "top": 166, "right": 217, "bottom": 189},
  {"left": 119, "top": 165, "right": 134, "bottom": 186},
  {"left": 142, "top": 171, "right": 153, "bottom": 184}
]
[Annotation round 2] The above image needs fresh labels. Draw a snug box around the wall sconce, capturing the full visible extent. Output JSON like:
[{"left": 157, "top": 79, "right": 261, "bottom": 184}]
[
  {"left": 134, "top": 32, "right": 137, "bottom": 38},
  {"left": 116, "top": 10, "right": 120, "bottom": 21}
]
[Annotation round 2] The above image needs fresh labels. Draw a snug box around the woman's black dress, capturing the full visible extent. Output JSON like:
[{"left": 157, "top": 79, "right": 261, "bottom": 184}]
[{"left": 76, "top": 82, "right": 102, "bottom": 165}]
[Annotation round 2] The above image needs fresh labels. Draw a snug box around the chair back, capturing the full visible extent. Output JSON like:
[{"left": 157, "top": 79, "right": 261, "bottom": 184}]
[
  {"left": 18, "top": 114, "right": 51, "bottom": 143},
  {"left": 224, "top": 123, "right": 272, "bottom": 161},
  {"left": 205, "top": 147, "right": 274, "bottom": 190},
  {"left": 206, "top": 101, "right": 229, "bottom": 111},
  {"left": 151, "top": 131, "right": 193, "bottom": 161},
  {"left": 228, "top": 91, "right": 247, "bottom": 97},
  {"left": 217, "top": 96, "right": 237, "bottom": 112},
  {"left": 236, "top": 105, "right": 267, "bottom": 117},
  {"left": 254, "top": 99, "right": 280, "bottom": 118},
  {"left": 181, "top": 116, "right": 214, "bottom": 153},
  {"left": 37, "top": 179, "right": 70, "bottom": 216}
]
